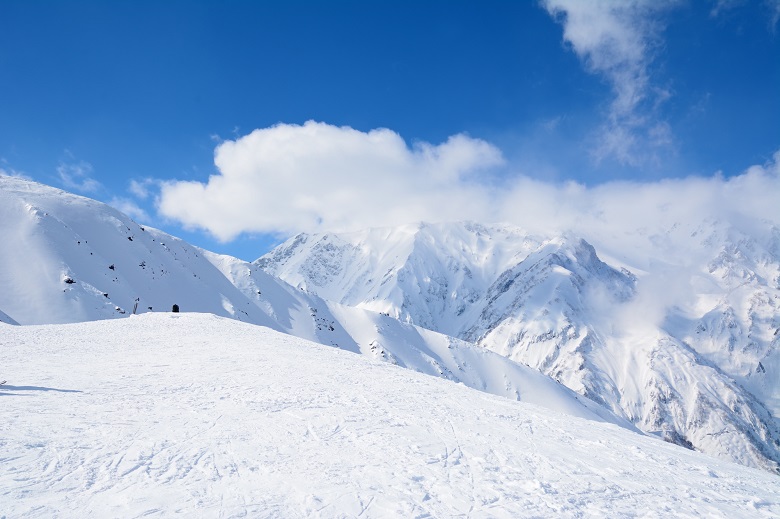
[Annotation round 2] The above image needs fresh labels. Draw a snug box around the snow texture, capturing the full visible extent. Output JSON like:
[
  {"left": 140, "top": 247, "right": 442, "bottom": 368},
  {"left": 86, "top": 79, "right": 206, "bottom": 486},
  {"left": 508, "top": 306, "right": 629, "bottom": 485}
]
[
  {"left": 258, "top": 221, "right": 780, "bottom": 473},
  {"left": 3, "top": 176, "right": 780, "bottom": 480},
  {"left": 0, "top": 177, "right": 629, "bottom": 428},
  {"left": 0, "top": 177, "right": 277, "bottom": 328},
  {"left": 1, "top": 313, "right": 778, "bottom": 518}
]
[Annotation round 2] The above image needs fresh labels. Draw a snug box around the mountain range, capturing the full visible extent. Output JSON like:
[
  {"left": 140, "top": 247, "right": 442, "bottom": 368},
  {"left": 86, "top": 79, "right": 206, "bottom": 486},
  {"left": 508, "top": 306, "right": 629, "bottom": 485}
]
[
  {"left": 1, "top": 175, "right": 778, "bottom": 475},
  {"left": 258, "top": 221, "right": 780, "bottom": 474}
]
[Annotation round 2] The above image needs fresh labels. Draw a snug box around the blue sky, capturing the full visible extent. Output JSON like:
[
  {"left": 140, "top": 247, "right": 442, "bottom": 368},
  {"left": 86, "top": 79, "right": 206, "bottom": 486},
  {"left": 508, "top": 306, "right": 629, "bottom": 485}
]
[{"left": 1, "top": 1, "right": 779, "bottom": 260}]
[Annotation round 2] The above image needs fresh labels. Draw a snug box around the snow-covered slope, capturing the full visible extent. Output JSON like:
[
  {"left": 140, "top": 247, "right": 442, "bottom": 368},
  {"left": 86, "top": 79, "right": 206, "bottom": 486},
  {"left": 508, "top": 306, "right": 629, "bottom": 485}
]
[
  {"left": 4, "top": 177, "right": 777, "bottom": 473},
  {"left": 0, "top": 177, "right": 628, "bottom": 427},
  {"left": 0, "top": 176, "right": 277, "bottom": 328},
  {"left": 256, "top": 222, "right": 546, "bottom": 336},
  {"left": 204, "top": 249, "right": 629, "bottom": 427},
  {"left": 258, "top": 221, "right": 780, "bottom": 473},
  {"left": 2, "top": 313, "right": 778, "bottom": 518}
]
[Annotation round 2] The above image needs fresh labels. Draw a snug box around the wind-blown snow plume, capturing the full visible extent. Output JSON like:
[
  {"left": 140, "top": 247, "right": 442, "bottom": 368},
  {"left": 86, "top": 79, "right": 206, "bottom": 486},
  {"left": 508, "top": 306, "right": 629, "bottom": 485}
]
[
  {"left": 0, "top": 165, "right": 31, "bottom": 180},
  {"left": 57, "top": 158, "right": 101, "bottom": 193}
]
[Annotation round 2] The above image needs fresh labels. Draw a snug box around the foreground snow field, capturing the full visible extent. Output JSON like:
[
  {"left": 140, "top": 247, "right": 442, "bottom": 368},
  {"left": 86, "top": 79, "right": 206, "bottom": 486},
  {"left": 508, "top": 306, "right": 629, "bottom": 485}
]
[{"left": 1, "top": 314, "right": 778, "bottom": 518}]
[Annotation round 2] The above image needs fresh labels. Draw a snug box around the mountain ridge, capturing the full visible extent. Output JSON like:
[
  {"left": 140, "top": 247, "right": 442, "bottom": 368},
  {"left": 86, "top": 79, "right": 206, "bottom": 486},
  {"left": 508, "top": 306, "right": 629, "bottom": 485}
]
[
  {"left": 3, "top": 175, "right": 778, "bottom": 472},
  {"left": 0, "top": 176, "right": 629, "bottom": 429},
  {"left": 258, "top": 220, "right": 780, "bottom": 473}
]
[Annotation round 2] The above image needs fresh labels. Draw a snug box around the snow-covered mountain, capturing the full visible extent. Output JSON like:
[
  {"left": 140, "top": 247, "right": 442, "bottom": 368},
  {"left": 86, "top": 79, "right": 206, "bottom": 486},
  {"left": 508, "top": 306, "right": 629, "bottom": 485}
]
[
  {"left": 0, "top": 176, "right": 277, "bottom": 328},
  {"left": 2, "top": 313, "right": 778, "bottom": 518},
  {"left": 203, "top": 249, "right": 627, "bottom": 426},
  {"left": 0, "top": 176, "right": 627, "bottom": 427},
  {"left": 4, "top": 176, "right": 779, "bottom": 474},
  {"left": 257, "top": 221, "right": 780, "bottom": 473}
]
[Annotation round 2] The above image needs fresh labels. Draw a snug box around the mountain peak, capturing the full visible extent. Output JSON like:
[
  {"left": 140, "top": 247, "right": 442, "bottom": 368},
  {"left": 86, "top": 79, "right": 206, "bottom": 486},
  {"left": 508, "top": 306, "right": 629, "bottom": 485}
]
[
  {"left": 258, "top": 221, "right": 780, "bottom": 473},
  {"left": 3, "top": 178, "right": 780, "bottom": 474}
]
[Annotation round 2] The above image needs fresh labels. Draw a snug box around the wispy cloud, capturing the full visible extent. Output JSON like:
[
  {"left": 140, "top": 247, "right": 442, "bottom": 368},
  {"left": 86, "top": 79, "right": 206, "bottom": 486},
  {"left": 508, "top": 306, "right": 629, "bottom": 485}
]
[
  {"left": 57, "top": 157, "right": 100, "bottom": 193},
  {"left": 540, "top": 0, "right": 679, "bottom": 166},
  {"left": 709, "top": 0, "right": 780, "bottom": 31},
  {"left": 128, "top": 178, "right": 159, "bottom": 200},
  {"left": 0, "top": 161, "right": 31, "bottom": 180},
  {"left": 709, "top": 0, "right": 743, "bottom": 18},
  {"left": 108, "top": 197, "right": 150, "bottom": 223},
  {"left": 768, "top": 0, "right": 780, "bottom": 29}
]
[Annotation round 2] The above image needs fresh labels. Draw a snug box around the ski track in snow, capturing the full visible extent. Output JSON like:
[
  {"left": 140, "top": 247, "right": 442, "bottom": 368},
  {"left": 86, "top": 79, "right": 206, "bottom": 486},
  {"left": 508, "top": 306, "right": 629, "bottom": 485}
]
[{"left": 1, "top": 314, "right": 779, "bottom": 518}]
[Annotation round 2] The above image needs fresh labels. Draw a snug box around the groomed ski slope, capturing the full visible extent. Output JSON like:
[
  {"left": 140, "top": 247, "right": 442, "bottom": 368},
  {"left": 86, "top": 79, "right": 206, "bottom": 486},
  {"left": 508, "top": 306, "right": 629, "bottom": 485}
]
[{"left": 1, "top": 313, "right": 778, "bottom": 518}]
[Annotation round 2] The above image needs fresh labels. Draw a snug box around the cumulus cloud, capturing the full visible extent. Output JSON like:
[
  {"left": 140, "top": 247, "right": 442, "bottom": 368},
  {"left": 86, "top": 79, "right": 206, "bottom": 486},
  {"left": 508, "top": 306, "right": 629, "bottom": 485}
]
[
  {"left": 57, "top": 159, "right": 101, "bottom": 193},
  {"left": 541, "top": 0, "right": 679, "bottom": 165},
  {"left": 157, "top": 122, "right": 780, "bottom": 253},
  {"left": 158, "top": 121, "right": 503, "bottom": 241}
]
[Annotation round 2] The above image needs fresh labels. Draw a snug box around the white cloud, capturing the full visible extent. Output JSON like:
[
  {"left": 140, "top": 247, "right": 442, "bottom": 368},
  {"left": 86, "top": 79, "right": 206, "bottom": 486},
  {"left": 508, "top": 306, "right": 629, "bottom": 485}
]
[
  {"left": 108, "top": 197, "right": 150, "bottom": 223},
  {"left": 57, "top": 159, "right": 100, "bottom": 193},
  {"left": 495, "top": 150, "right": 780, "bottom": 333},
  {"left": 768, "top": 0, "right": 780, "bottom": 29},
  {"left": 520, "top": 154, "right": 779, "bottom": 230},
  {"left": 158, "top": 121, "right": 503, "bottom": 241},
  {"left": 157, "top": 122, "right": 780, "bottom": 268},
  {"left": 541, "top": 0, "right": 679, "bottom": 165},
  {"left": 129, "top": 178, "right": 159, "bottom": 200}
]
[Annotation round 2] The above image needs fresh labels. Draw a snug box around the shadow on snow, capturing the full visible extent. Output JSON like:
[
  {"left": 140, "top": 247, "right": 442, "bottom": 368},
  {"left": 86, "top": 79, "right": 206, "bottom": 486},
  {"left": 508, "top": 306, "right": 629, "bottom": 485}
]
[{"left": 0, "top": 385, "right": 82, "bottom": 396}]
